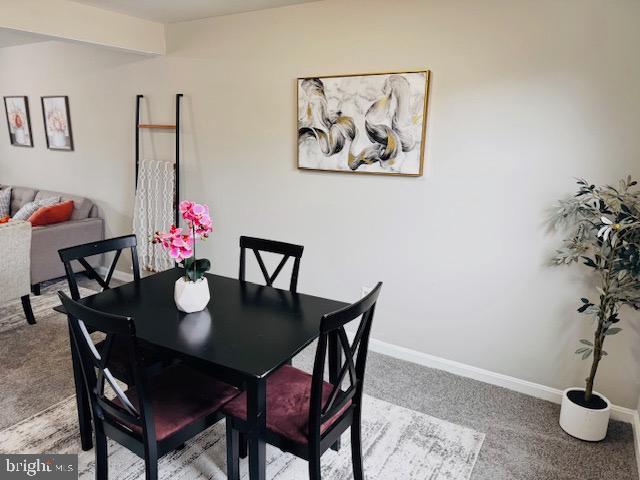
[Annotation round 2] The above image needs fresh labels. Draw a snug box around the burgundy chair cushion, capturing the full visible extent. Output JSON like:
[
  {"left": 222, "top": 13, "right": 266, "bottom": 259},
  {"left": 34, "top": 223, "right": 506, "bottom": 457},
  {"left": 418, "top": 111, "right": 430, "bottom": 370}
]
[
  {"left": 113, "top": 365, "right": 239, "bottom": 441},
  {"left": 222, "top": 365, "right": 351, "bottom": 445}
]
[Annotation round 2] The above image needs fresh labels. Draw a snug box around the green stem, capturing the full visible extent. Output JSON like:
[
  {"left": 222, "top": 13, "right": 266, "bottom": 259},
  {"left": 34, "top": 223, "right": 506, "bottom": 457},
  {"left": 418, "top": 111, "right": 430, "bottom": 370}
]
[{"left": 192, "top": 224, "right": 196, "bottom": 282}]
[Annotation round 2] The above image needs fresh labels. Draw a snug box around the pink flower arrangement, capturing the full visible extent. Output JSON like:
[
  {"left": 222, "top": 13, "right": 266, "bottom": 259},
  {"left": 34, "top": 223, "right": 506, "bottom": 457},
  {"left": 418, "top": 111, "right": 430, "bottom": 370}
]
[
  {"left": 179, "top": 201, "right": 213, "bottom": 238},
  {"left": 153, "top": 225, "right": 193, "bottom": 263},
  {"left": 154, "top": 200, "right": 213, "bottom": 281},
  {"left": 46, "top": 109, "right": 67, "bottom": 133},
  {"left": 8, "top": 110, "right": 24, "bottom": 130}
]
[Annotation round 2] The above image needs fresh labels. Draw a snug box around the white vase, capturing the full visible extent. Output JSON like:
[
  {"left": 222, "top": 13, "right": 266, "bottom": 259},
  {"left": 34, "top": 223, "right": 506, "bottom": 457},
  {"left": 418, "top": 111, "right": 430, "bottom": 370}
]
[
  {"left": 51, "top": 130, "right": 66, "bottom": 148},
  {"left": 559, "top": 387, "right": 611, "bottom": 441},
  {"left": 174, "top": 276, "right": 210, "bottom": 313},
  {"left": 14, "top": 128, "right": 26, "bottom": 145}
]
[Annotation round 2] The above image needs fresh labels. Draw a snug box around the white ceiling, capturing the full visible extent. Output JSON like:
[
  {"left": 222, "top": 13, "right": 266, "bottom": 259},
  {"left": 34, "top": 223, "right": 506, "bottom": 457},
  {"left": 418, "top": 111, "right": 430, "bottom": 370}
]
[
  {"left": 71, "top": 0, "right": 319, "bottom": 23},
  {"left": 0, "top": 28, "right": 49, "bottom": 48}
]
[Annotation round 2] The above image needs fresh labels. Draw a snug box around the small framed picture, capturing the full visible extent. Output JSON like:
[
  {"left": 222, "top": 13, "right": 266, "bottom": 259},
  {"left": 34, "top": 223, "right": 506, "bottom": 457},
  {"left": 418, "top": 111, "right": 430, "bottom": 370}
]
[
  {"left": 3, "top": 96, "right": 34, "bottom": 147},
  {"left": 41, "top": 96, "right": 74, "bottom": 151}
]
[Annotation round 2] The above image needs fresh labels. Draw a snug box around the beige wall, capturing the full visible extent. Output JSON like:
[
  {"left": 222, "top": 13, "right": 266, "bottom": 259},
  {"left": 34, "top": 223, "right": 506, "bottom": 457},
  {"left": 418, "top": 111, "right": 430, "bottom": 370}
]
[{"left": 1, "top": 0, "right": 639, "bottom": 407}]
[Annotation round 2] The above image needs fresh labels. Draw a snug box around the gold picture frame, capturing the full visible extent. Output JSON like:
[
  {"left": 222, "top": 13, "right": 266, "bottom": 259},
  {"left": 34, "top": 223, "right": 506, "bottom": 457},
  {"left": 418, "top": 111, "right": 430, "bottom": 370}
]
[{"left": 297, "top": 69, "right": 430, "bottom": 177}]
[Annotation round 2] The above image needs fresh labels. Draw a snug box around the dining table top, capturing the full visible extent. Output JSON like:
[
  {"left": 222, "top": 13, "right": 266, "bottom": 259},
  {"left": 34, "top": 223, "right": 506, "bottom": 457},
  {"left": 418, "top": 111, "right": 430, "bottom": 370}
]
[{"left": 78, "top": 268, "right": 349, "bottom": 380}]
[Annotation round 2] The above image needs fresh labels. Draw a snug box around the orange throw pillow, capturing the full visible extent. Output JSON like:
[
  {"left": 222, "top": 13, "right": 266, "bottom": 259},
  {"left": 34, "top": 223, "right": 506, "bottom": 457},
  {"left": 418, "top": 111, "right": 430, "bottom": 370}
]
[{"left": 28, "top": 200, "right": 74, "bottom": 226}]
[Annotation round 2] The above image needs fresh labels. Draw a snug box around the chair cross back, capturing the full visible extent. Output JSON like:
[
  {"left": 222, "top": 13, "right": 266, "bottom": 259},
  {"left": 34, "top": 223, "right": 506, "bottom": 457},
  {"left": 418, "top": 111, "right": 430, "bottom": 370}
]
[
  {"left": 239, "top": 236, "right": 304, "bottom": 292},
  {"left": 58, "top": 235, "right": 141, "bottom": 300},
  {"left": 310, "top": 282, "right": 382, "bottom": 433},
  {"left": 58, "top": 292, "right": 145, "bottom": 433}
]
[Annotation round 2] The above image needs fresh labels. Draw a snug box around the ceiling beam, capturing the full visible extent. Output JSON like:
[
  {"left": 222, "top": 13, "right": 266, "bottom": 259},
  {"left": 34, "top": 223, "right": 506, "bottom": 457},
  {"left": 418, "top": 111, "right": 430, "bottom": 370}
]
[{"left": 0, "top": 0, "right": 165, "bottom": 55}]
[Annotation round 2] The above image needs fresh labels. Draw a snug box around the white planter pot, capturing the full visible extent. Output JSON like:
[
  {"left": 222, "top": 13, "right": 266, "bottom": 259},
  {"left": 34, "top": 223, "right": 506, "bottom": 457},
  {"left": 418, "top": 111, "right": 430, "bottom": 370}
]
[
  {"left": 559, "top": 387, "right": 611, "bottom": 441},
  {"left": 174, "top": 276, "right": 210, "bottom": 313}
]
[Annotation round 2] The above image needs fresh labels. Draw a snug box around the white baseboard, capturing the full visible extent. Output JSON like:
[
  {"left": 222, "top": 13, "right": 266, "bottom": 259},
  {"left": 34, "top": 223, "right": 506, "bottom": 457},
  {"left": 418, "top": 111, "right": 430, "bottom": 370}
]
[{"left": 366, "top": 335, "right": 637, "bottom": 424}]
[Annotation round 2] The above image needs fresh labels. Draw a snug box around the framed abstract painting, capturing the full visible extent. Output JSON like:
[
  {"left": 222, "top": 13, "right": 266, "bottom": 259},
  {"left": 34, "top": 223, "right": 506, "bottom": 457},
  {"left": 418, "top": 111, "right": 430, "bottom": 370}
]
[
  {"left": 297, "top": 70, "right": 430, "bottom": 176},
  {"left": 41, "top": 96, "right": 74, "bottom": 151},
  {"left": 3, "top": 96, "right": 34, "bottom": 147}
]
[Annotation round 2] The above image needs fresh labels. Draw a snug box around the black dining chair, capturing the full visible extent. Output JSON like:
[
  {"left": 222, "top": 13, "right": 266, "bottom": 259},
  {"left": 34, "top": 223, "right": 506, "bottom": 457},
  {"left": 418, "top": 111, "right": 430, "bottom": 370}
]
[
  {"left": 58, "top": 235, "right": 173, "bottom": 451},
  {"left": 239, "top": 236, "right": 304, "bottom": 293},
  {"left": 238, "top": 235, "right": 305, "bottom": 456},
  {"left": 224, "top": 282, "right": 382, "bottom": 480},
  {"left": 58, "top": 234, "right": 141, "bottom": 302},
  {"left": 59, "top": 291, "right": 240, "bottom": 480}
]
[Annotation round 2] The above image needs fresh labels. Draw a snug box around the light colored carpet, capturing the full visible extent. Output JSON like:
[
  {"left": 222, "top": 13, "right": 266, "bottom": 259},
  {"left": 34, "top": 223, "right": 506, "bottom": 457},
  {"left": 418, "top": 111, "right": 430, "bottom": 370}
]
[{"left": 0, "top": 393, "right": 484, "bottom": 480}]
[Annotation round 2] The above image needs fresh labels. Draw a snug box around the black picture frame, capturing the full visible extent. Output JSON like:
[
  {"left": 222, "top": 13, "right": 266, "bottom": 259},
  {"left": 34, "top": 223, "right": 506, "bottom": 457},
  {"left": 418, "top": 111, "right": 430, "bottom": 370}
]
[
  {"left": 3, "top": 96, "right": 34, "bottom": 147},
  {"left": 41, "top": 95, "right": 74, "bottom": 151}
]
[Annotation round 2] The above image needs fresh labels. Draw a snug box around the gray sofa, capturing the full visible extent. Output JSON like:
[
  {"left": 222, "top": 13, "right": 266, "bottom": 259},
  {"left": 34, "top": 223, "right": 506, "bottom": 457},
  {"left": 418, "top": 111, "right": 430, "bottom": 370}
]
[{"left": 2, "top": 185, "right": 104, "bottom": 291}]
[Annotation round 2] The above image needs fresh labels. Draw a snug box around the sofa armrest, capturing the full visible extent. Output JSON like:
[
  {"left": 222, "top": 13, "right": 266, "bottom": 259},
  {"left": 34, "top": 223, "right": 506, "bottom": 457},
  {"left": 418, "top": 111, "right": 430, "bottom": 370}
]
[{"left": 31, "top": 217, "right": 104, "bottom": 284}]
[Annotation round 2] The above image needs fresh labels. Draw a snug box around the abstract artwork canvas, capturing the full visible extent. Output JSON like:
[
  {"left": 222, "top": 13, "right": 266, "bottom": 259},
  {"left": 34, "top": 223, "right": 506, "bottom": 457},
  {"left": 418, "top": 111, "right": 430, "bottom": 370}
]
[
  {"left": 3, "top": 96, "right": 33, "bottom": 147},
  {"left": 297, "top": 70, "right": 429, "bottom": 176},
  {"left": 41, "top": 96, "right": 74, "bottom": 151}
]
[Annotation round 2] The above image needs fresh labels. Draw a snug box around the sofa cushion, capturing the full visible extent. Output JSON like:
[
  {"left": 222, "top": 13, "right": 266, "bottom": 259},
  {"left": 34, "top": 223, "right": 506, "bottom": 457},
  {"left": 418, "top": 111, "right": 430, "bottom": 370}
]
[
  {"left": 29, "top": 200, "right": 74, "bottom": 226},
  {"left": 13, "top": 196, "right": 60, "bottom": 221},
  {"left": 34, "top": 190, "right": 94, "bottom": 220},
  {"left": 0, "top": 187, "right": 10, "bottom": 217},
  {"left": 9, "top": 187, "right": 36, "bottom": 216}
]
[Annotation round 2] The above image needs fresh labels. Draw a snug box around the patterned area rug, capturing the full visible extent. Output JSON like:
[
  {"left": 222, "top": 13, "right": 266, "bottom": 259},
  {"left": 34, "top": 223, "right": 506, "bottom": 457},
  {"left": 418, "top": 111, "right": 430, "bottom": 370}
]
[
  {"left": 0, "top": 281, "right": 484, "bottom": 479},
  {"left": 0, "top": 393, "right": 484, "bottom": 480}
]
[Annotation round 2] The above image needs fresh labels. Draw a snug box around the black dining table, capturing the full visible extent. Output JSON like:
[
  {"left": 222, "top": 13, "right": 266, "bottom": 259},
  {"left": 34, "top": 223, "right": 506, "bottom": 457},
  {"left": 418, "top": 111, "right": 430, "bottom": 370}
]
[{"left": 78, "top": 267, "right": 348, "bottom": 480}]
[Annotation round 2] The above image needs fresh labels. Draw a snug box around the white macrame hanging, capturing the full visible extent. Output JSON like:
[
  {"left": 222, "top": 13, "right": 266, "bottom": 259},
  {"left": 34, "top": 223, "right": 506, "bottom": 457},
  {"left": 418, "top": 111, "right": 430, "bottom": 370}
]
[{"left": 133, "top": 159, "right": 175, "bottom": 272}]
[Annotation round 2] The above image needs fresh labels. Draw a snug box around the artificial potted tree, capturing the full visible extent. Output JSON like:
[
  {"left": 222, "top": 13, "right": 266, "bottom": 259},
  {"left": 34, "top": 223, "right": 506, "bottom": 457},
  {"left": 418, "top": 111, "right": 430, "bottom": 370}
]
[{"left": 551, "top": 177, "right": 640, "bottom": 441}]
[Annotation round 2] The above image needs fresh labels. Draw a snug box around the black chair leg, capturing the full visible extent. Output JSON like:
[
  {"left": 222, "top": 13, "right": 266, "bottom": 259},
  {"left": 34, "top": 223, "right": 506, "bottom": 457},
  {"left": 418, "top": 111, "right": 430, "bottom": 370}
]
[
  {"left": 351, "top": 417, "right": 364, "bottom": 480},
  {"left": 69, "top": 329, "right": 93, "bottom": 451},
  {"left": 20, "top": 295, "right": 36, "bottom": 325},
  {"left": 309, "top": 453, "right": 321, "bottom": 480},
  {"left": 95, "top": 424, "right": 108, "bottom": 480},
  {"left": 31, "top": 283, "right": 41, "bottom": 296},
  {"left": 144, "top": 443, "right": 159, "bottom": 480},
  {"left": 239, "top": 432, "right": 248, "bottom": 459},
  {"left": 226, "top": 418, "right": 240, "bottom": 480}
]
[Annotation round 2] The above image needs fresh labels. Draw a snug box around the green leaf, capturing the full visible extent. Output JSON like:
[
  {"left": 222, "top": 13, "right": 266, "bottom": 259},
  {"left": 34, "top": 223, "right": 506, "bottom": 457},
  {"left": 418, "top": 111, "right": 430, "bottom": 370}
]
[
  {"left": 184, "top": 257, "right": 212, "bottom": 281},
  {"left": 604, "top": 327, "right": 622, "bottom": 335},
  {"left": 579, "top": 339, "right": 593, "bottom": 346},
  {"left": 582, "top": 349, "right": 593, "bottom": 360},
  {"left": 577, "top": 303, "right": 592, "bottom": 313},
  {"left": 196, "top": 258, "right": 211, "bottom": 274},
  {"left": 575, "top": 347, "right": 589, "bottom": 354}
]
